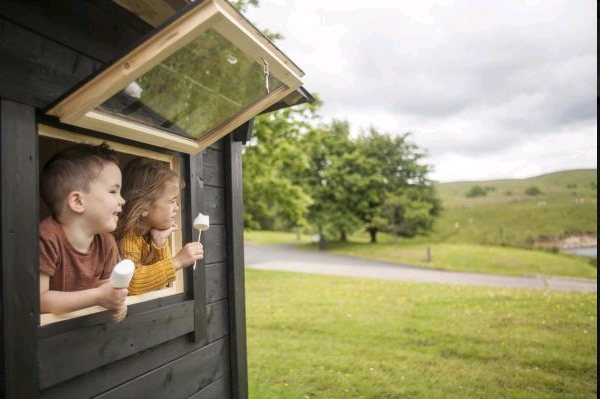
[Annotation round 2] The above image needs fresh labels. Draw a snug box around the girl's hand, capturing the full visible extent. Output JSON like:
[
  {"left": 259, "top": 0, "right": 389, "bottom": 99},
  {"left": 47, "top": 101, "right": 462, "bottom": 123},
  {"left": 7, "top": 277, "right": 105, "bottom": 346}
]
[
  {"left": 150, "top": 224, "right": 178, "bottom": 247},
  {"left": 172, "top": 242, "right": 204, "bottom": 270}
]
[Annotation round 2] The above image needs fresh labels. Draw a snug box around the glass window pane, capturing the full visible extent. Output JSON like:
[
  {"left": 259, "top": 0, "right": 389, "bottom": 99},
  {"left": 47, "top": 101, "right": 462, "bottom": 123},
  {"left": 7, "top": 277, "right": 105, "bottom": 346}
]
[{"left": 97, "top": 28, "right": 283, "bottom": 140}]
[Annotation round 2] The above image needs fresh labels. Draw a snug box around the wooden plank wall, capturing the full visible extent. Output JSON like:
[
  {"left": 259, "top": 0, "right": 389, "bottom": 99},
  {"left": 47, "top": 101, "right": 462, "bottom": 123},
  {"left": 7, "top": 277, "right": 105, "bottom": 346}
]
[
  {"left": 0, "top": 2, "right": 240, "bottom": 397},
  {"left": 0, "top": 99, "right": 40, "bottom": 399}
]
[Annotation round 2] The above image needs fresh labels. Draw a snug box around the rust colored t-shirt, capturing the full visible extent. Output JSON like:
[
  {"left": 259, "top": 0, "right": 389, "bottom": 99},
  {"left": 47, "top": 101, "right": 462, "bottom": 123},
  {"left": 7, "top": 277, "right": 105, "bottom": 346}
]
[{"left": 39, "top": 216, "right": 119, "bottom": 292}]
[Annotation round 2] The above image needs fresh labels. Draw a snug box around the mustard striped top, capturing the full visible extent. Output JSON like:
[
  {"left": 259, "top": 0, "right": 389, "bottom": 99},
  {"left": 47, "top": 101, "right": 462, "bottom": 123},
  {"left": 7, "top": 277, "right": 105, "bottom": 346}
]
[{"left": 119, "top": 230, "right": 176, "bottom": 295}]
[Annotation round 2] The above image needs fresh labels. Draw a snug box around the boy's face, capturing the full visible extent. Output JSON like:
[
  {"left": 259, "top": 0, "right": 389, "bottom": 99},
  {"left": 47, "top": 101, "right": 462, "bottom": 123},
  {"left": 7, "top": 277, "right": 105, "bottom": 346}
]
[
  {"left": 145, "top": 180, "right": 180, "bottom": 230},
  {"left": 82, "top": 162, "right": 125, "bottom": 233}
]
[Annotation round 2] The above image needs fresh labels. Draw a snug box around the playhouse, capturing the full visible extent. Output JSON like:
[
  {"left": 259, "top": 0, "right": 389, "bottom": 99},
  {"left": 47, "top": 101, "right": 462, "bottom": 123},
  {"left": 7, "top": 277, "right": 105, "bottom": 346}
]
[{"left": 0, "top": 1, "right": 310, "bottom": 397}]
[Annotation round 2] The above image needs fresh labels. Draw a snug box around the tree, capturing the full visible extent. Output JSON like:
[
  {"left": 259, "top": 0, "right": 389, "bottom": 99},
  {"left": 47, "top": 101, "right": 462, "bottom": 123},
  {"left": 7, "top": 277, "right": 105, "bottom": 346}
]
[
  {"left": 242, "top": 98, "right": 321, "bottom": 230},
  {"left": 357, "top": 128, "right": 440, "bottom": 243},
  {"left": 300, "top": 120, "right": 359, "bottom": 245}
]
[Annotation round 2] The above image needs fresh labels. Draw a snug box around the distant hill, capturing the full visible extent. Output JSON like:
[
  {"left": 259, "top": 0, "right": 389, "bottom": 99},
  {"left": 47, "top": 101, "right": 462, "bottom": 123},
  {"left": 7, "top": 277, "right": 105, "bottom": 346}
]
[
  {"left": 428, "top": 169, "right": 597, "bottom": 248},
  {"left": 436, "top": 169, "right": 597, "bottom": 206}
]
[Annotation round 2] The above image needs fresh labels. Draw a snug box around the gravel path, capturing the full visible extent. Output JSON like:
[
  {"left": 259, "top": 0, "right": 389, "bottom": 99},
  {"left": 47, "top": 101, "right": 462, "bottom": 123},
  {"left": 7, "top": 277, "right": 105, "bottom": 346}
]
[{"left": 244, "top": 243, "right": 597, "bottom": 292}]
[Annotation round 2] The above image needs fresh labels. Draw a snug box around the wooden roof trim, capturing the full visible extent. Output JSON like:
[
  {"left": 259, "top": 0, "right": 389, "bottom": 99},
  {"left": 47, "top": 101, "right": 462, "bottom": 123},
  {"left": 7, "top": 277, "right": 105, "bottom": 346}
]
[{"left": 112, "top": 0, "right": 188, "bottom": 27}]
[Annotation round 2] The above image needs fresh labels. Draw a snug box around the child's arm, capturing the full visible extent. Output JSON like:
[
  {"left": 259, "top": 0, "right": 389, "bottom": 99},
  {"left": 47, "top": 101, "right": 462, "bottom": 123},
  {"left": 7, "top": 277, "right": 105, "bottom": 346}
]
[
  {"left": 172, "top": 242, "right": 204, "bottom": 270},
  {"left": 122, "top": 232, "right": 177, "bottom": 295},
  {"left": 149, "top": 224, "right": 204, "bottom": 270},
  {"left": 40, "top": 273, "right": 127, "bottom": 314}
]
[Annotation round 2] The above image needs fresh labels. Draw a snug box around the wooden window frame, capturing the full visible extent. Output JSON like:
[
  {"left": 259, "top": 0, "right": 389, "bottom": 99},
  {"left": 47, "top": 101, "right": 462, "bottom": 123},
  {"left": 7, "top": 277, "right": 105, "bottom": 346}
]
[
  {"left": 38, "top": 124, "right": 188, "bottom": 326},
  {"left": 46, "top": 0, "right": 304, "bottom": 154}
]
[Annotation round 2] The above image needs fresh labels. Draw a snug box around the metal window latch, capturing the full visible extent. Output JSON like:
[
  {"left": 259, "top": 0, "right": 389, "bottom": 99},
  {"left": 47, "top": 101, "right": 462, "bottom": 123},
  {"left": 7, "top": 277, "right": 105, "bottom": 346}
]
[{"left": 262, "top": 57, "right": 270, "bottom": 94}]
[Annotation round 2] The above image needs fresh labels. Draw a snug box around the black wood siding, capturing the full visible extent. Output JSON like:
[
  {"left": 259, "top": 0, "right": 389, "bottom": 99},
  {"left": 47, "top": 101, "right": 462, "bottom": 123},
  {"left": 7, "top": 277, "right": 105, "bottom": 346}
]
[
  {"left": 0, "top": 2, "right": 245, "bottom": 397},
  {"left": 1, "top": 99, "right": 39, "bottom": 399}
]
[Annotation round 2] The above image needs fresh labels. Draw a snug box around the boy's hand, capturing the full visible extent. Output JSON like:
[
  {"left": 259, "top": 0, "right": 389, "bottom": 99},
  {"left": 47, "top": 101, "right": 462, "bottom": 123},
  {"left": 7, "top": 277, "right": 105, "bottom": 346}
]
[
  {"left": 97, "top": 283, "right": 128, "bottom": 311},
  {"left": 172, "top": 242, "right": 204, "bottom": 270},
  {"left": 110, "top": 303, "right": 128, "bottom": 323},
  {"left": 150, "top": 224, "right": 178, "bottom": 247}
]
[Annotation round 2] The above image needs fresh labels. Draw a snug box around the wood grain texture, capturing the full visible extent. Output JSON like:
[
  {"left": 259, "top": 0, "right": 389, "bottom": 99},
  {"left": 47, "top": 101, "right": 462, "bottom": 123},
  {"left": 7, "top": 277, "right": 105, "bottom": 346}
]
[
  {"left": 0, "top": 19, "right": 102, "bottom": 109},
  {"left": 0, "top": 99, "right": 39, "bottom": 399},
  {"left": 95, "top": 338, "right": 229, "bottom": 399},
  {"left": 0, "top": 0, "right": 152, "bottom": 63},
  {"left": 225, "top": 135, "right": 249, "bottom": 398},
  {"left": 39, "top": 300, "right": 229, "bottom": 399},
  {"left": 38, "top": 301, "right": 195, "bottom": 388}
]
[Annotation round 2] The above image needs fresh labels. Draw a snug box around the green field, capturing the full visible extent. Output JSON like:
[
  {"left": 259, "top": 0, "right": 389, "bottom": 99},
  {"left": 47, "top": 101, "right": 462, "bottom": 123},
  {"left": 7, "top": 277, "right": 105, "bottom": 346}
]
[
  {"left": 247, "top": 269, "right": 598, "bottom": 399},
  {"left": 431, "top": 169, "right": 597, "bottom": 247}
]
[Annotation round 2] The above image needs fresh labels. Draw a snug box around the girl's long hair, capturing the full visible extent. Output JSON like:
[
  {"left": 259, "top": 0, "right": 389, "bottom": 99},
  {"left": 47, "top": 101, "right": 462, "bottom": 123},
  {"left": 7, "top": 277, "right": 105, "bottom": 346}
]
[{"left": 114, "top": 158, "right": 183, "bottom": 264}]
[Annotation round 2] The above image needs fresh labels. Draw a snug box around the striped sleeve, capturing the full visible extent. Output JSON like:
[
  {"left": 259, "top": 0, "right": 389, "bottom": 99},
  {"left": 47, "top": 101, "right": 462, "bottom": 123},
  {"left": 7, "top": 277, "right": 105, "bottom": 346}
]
[{"left": 120, "top": 231, "right": 176, "bottom": 296}]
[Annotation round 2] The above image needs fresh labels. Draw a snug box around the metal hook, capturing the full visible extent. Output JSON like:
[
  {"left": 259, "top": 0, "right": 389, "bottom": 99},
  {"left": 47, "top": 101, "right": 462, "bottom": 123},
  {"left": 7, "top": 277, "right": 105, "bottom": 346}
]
[{"left": 262, "top": 57, "right": 270, "bottom": 94}]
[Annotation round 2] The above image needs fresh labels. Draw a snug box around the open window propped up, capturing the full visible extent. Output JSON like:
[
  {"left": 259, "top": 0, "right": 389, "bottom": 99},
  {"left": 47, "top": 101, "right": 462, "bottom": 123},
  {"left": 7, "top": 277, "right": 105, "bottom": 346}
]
[{"left": 46, "top": 0, "right": 305, "bottom": 153}]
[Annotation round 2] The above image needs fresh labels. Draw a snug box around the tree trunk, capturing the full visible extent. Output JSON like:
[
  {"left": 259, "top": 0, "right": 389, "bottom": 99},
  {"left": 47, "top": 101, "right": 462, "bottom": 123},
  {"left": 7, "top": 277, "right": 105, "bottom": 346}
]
[
  {"left": 368, "top": 227, "right": 378, "bottom": 243},
  {"left": 318, "top": 235, "right": 327, "bottom": 251},
  {"left": 318, "top": 226, "right": 327, "bottom": 251},
  {"left": 340, "top": 230, "right": 347, "bottom": 242}
]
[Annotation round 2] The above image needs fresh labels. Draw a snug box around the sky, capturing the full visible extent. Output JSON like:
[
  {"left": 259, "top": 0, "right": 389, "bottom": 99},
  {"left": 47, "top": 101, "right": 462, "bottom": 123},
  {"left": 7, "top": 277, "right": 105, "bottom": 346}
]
[{"left": 244, "top": 0, "right": 597, "bottom": 183}]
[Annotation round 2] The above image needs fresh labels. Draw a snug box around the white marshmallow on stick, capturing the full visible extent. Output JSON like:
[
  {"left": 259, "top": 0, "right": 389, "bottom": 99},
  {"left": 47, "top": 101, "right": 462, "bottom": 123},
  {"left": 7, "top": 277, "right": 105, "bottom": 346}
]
[
  {"left": 192, "top": 213, "right": 210, "bottom": 269},
  {"left": 109, "top": 259, "right": 135, "bottom": 288}
]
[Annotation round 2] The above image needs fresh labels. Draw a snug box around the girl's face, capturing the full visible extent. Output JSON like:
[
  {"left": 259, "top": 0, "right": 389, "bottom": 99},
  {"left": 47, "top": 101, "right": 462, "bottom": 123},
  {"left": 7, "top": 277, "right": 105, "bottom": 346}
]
[{"left": 144, "top": 180, "right": 180, "bottom": 230}]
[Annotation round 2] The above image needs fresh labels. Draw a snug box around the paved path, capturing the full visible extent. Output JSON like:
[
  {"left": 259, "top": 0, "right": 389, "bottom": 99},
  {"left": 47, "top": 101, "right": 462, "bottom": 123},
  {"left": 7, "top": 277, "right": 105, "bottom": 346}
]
[{"left": 244, "top": 243, "right": 597, "bottom": 293}]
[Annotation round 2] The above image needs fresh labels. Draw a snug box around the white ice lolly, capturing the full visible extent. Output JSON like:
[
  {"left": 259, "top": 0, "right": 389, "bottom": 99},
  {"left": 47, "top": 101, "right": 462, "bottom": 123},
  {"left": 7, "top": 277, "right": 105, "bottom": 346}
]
[
  {"left": 192, "top": 213, "right": 210, "bottom": 269},
  {"left": 109, "top": 259, "right": 135, "bottom": 288}
]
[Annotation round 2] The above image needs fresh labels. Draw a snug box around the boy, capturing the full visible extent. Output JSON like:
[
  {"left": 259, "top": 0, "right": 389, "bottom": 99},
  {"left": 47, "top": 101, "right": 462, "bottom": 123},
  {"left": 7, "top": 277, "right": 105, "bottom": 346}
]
[{"left": 39, "top": 142, "right": 128, "bottom": 322}]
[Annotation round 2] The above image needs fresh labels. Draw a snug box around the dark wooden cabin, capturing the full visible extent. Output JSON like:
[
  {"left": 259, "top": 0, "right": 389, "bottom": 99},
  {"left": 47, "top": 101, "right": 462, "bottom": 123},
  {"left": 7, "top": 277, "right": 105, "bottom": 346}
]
[{"left": 0, "top": 1, "right": 310, "bottom": 398}]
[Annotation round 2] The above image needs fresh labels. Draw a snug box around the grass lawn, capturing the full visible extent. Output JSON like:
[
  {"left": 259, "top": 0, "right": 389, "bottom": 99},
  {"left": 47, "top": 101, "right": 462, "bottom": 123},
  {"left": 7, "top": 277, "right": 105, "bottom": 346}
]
[
  {"left": 246, "top": 269, "right": 598, "bottom": 399},
  {"left": 245, "top": 229, "right": 314, "bottom": 245},
  {"left": 317, "top": 241, "right": 597, "bottom": 280}
]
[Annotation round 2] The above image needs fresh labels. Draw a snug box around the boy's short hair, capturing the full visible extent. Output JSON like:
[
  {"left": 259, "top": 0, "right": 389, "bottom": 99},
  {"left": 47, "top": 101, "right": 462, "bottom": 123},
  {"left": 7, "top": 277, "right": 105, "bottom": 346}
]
[{"left": 40, "top": 143, "right": 119, "bottom": 216}]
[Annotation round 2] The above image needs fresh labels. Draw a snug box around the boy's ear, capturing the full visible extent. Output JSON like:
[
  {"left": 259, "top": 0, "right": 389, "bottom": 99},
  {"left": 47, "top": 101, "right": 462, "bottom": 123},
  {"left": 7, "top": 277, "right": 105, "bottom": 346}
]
[{"left": 66, "top": 191, "right": 85, "bottom": 214}]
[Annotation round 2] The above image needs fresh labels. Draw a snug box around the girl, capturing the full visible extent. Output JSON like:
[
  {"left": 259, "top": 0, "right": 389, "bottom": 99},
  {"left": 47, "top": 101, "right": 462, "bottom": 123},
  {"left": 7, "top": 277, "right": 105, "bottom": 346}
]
[{"left": 114, "top": 158, "right": 204, "bottom": 295}]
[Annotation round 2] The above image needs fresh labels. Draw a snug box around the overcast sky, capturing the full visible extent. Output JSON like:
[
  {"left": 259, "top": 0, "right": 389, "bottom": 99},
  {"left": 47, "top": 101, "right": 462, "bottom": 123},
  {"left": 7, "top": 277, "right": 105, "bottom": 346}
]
[{"left": 245, "top": 0, "right": 597, "bottom": 183}]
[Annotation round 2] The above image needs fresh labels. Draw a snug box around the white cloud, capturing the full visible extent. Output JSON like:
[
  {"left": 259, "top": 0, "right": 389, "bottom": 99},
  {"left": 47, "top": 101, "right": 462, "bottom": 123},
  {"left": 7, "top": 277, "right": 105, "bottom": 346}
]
[{"left": 245, "top": 0, "right": 597, "bottom": 182}]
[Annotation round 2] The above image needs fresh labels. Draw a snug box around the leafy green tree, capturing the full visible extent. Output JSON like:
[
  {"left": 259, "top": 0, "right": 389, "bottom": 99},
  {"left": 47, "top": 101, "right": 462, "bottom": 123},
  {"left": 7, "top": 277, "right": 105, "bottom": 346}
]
[
  {"left": 242, "top": 99, "right": 321, "bottom": 230},
  {"left": 357, "top": 128, "right": 439, "bottom": 243},
  {"left": 300, "top": 120, "right": 358, "bottom": 244},
  {"left": 376, "top": 190, "right": 435, "bottom": 244}
]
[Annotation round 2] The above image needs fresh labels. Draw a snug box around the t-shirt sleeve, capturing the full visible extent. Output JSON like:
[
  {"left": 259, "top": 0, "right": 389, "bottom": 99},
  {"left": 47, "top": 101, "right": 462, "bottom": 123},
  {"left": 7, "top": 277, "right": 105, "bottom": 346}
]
[
  {"left": 39, "top": 224, "right": 60, "bottom": 277},
  {"left": 100, "top": 233, "right": 120, "bottom": 280}
]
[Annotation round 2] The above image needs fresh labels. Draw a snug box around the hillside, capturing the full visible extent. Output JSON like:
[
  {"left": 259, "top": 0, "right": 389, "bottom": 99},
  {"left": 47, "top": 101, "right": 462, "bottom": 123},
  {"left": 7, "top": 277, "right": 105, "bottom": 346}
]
[
  {"left": 429, "top": 169, "right": 597, "bottom": 249},
  {"left": 436, "top": 168, "right": 597, "bottom": 206}
]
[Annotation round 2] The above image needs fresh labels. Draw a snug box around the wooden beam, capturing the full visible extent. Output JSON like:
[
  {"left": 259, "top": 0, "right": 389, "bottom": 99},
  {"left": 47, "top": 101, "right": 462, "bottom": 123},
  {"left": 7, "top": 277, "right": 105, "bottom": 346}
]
[
  {"left": 224, "top": 134, "right": 248, "bottom": 399},
  {"left": 1, "top": 99, "right": 40, "bottom": 398},
  {"left": 188, "top": 151, "right": 208, "bottom": 343}
]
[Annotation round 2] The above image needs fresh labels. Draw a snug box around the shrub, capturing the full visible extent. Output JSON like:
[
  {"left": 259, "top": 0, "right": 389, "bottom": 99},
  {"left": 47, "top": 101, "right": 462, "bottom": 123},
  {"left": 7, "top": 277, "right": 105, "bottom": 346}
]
[
  {"left": 466, "top": 185, "right": 487, "bottom": 198},
  {"left": 524, "top": 186, "right": 542, "bottom": 196}
]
